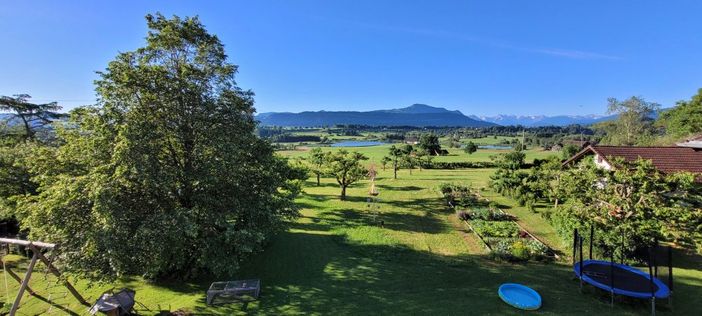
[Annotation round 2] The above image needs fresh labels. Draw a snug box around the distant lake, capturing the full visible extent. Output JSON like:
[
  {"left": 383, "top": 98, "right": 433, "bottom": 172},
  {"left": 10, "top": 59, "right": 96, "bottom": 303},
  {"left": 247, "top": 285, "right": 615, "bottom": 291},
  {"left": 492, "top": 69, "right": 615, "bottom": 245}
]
[
  {"left": 478, "top": 145, "right": 513, "bottom": 150},
  {"left": 331, "top": 141, "right": 385, "bottom": 147}
]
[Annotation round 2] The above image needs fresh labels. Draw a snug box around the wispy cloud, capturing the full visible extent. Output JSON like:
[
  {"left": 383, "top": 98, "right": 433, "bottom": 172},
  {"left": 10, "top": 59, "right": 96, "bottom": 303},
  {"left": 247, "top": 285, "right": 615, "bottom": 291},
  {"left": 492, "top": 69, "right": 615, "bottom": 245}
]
[
  {"left": 316, "top": 17, "right": 621, "bottom": 61},
  {"left": 522, "top": 48, "right": 620, "bottom": 60}
]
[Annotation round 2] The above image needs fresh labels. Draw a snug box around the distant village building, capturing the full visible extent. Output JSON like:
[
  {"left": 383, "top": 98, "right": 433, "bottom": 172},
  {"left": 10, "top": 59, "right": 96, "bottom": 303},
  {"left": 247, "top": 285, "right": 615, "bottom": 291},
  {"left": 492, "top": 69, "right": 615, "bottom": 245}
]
[
  {"left": 404, "top": 136, "right": 419, "bottom": 145},
  {"left": 563, "top": 140, "right": 702, "bottom": 180}
]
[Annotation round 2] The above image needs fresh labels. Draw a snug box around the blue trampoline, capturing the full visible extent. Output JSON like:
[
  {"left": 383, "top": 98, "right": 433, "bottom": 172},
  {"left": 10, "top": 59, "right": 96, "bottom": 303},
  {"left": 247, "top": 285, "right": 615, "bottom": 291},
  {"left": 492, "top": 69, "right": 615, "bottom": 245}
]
[
  {"left": 572, "top": 227, "right": 674, "bottom": 315},
  {"left": 574, "top": 260, "right": 670, "bottom": 299}
]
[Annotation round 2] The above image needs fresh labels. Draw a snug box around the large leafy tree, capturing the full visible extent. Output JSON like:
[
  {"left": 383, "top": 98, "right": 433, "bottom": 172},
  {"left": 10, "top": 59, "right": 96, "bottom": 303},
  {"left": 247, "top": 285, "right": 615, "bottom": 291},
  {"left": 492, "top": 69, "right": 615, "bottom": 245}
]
[
  {"left": 400, "top": 144, "right": 417, "bottom": 175},
  {"left": 553, "top": 158, "right": 699, "bottom": 257},
  {"left": 657, "top": 88, "right": 702, "bottom": 139},
  {"left": 324, "top": 150, "right": 368, "bottom": 200},
  {"left": 463, "top": 141, "right": 477, "bottom": 155},
  {"left": 597, "top": 96, "right": 660, "bottom": 146},
  {"left": 380, "top": 156, "right": 391, "bottom": 171},
  {"left": 0, "top": 94, "right": 63, "bottom": 141},
  {"left": 17, "top": 14, "right": 305, "bottom": 280},
  {"left": 307, "top": 147, "right": 328, "bottom": 186},
  {"left": 0, "top": 143, "right": 40, "bottom": 220},
  {"left": 418, "top": 133, "right": 442, "bottom": 155},
  {"left": 561, "top": 144, "right": 580, "bottom": 160},
  {"left": 388, "top": 145, "right": 404, "bottom": 179},
  {"left": 489, "top": 149, "right": 526, "bottom": 197}
]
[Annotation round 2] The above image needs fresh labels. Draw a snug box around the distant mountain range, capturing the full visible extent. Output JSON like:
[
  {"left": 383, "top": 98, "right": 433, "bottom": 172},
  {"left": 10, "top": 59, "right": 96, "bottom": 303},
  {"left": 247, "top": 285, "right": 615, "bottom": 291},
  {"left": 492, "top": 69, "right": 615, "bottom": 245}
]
[
  {"left": 256, "top": 104, "right": 496, "bottom": 127},
  {"left": 256, "top": 104, "right": 624, "bottom": 127},
  {"left": 0, "top": 113, "right": 68, "bottom": 128},
  {"left": 3, "top": 104, "right": 651, "bottom": 128},
  {"left": 469, "top": 114, "right": 617, "bottom": 127}
]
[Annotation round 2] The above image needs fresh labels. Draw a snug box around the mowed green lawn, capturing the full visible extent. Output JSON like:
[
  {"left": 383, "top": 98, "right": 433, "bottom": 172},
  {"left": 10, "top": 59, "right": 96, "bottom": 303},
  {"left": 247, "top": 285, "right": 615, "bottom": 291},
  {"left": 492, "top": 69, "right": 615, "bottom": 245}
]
[{"left": 1, "top": 157, "right": 701, "bottom": 314}]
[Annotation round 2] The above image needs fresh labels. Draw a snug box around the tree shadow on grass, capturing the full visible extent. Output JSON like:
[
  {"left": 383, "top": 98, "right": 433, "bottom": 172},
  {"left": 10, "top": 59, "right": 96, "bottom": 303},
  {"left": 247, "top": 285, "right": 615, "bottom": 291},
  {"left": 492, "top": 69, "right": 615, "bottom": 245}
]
[
  {"left": 180, "top": 230, "right": 679, "bottom": 315},
  {"left": 303, "top": 181, "right": 339, "bottom": 188},
  {"left": 375, "top": 184, "right": 423, "bottom": 192},
  {"left": 378, "top": 212, "right": 448, "bottom": 234},
  {"left": 383, "top": 197, "right": 445, "bottom": 213},
  {"left": 302, "top": 193, "right": 371, "bottom": 204},
  {"left": 300, "top": 205, "right": 452, "bottom": 235},
  {"left": 302, "top": 193, "right": 333, "bottom": 202}
]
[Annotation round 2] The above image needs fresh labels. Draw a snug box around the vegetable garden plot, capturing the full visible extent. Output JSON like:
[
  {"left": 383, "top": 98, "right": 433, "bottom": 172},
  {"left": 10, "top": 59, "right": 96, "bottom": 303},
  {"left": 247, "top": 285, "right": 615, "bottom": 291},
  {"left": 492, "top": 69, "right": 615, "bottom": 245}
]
[{"left": 439, "top": 183, "right": 554, "bottom": 262}]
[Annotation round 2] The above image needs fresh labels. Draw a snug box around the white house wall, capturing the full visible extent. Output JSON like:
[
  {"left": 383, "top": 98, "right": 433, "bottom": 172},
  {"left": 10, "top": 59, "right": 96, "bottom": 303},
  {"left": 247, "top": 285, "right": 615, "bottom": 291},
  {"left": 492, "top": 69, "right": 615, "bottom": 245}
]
[{"left": 593, "top": 154, "right": 612, "bottom": 170}]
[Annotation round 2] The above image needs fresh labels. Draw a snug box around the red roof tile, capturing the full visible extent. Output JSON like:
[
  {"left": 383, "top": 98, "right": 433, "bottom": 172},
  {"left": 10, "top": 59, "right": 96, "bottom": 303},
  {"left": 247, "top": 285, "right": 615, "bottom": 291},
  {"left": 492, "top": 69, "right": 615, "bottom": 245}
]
[{"left": 578, "top": 146, "right": 702, "bottom": 174}]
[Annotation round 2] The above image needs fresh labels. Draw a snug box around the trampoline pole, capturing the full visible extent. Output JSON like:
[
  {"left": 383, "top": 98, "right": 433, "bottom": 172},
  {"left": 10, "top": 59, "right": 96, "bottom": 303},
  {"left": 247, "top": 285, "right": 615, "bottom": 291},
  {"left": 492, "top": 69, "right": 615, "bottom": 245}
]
[
  {"left": 579, "top": 236, "right": 584, "bottom": 293},
  {"left": 573, "top": 229, "right": 578, "bottom": 265},
  {"left": 649, "top": 249, "right": 656, "bottom": 316},
  {"left": 589, "top": 225, "right": 594, "bottom": 260},
  {"left": 610, "top": 252, "right": 615, "bottom": 308},
  {"left": 668, "top": 246, "right": 673, "bottom": 311}
]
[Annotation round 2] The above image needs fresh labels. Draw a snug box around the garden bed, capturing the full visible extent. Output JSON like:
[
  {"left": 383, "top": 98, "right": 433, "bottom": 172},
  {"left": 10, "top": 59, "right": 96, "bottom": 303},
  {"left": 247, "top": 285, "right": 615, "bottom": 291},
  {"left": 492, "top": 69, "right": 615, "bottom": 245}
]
[
  {"left": 462, "top": 209, "right": 554, "bottom": 262},
  {"left": 440, "top": 183, "right": 554, "bottom": 262}
]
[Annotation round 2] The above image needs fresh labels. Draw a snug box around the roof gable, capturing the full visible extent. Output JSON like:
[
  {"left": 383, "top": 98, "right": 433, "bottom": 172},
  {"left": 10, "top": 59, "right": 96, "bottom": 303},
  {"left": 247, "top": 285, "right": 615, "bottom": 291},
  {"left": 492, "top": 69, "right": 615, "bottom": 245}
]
[{"left": 563, "top": 145, "right": 702, "bottom": 174}]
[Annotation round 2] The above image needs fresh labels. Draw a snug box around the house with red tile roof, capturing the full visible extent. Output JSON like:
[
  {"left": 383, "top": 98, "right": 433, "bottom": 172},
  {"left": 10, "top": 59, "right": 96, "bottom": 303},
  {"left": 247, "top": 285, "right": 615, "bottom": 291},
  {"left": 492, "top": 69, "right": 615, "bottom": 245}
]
[{"left": 562, "top": 144, "right": 702, "bottom": 177}]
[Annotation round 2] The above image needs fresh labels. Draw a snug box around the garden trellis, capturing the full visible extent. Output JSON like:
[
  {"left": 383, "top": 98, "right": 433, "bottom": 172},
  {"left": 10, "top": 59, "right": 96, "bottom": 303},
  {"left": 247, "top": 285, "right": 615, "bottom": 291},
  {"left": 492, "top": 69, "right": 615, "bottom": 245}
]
[{"left": 0, "top": 238, "right": 88, "bottom": 315}]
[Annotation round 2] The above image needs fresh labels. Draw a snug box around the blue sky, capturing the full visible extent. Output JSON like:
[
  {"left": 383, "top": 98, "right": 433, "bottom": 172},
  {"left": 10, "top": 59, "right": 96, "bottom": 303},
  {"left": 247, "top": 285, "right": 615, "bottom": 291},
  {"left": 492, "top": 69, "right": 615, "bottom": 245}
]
[{"left": 1, "top": 1, "right": 701, "bottom": 116}]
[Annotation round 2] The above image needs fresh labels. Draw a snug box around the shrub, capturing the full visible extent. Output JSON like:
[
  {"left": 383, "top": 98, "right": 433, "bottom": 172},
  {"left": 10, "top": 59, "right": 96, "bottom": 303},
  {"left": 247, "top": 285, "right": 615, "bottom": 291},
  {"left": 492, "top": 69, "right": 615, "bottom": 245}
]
[
  {"left": 526, "top": 239, "right": 552, "bottom": 261},
  {"left": 424, "top": 161, "right": 496, "bottom": 169},
  {"left": 489, "top": 211, "right": 514, "bottom": 221},
  {"left": 438, "top": 183, "right": 479, "bottom": 207},
  {"left": 510, "top": 240, "right": 531, "bottom": 261},
  {"left": 490, "top": 239, "right": 514, "bottom": 261},
  {"left": 469, "top": 208, "right": 492, "bottom": 220},
  {"left": 468, "top": 208, "right": 513, "bottom": 221},
  {"left": 488, "top": 238, "right": 551, "bottom": 262}
]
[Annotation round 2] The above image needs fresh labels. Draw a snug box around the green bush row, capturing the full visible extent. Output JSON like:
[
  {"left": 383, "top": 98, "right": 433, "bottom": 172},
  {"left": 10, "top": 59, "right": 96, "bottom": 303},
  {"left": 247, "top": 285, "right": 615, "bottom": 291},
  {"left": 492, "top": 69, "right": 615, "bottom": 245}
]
[
  {"left": 471, "top": 220, "right": 520, "bottom": 238},
  {"left": 423, "top": 161, "right": 496, "bottom": 169},
  {"left": 458, "top": 208, "right": 514, "bottom": 221}
]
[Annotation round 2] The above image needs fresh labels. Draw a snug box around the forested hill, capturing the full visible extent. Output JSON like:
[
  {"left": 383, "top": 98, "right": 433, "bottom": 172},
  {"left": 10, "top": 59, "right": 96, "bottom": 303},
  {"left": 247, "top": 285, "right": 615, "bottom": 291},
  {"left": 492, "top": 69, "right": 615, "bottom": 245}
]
[{"left": 256, "top": 104, "right": 497, "bottom": 127}]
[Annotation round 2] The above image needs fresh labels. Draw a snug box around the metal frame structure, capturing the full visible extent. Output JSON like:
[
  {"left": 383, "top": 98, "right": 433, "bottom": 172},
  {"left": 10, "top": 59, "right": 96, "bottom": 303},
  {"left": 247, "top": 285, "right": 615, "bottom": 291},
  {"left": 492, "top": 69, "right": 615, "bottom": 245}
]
[{"left": 0, "top": 237, "right": 88, "bottom": 315}]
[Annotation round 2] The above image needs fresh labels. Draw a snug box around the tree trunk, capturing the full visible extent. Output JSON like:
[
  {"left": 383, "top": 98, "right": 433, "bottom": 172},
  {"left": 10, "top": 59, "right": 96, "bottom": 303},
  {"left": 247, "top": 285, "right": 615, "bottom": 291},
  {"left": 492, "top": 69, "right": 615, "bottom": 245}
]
[
  {"left": 393, "top": 166, "right": 397, "bottom": 179},
  {"left": 409, "top": 167, "right": 412, "bottom": 175},
  {"left": 316, "top": 174, "right": 320, "bottom": 186},
  {"left": 19, "top": 115, "right": 34, "bottom": 140},
  {"left": 340, "top": 185, "right": 347, "bottom": 200}
]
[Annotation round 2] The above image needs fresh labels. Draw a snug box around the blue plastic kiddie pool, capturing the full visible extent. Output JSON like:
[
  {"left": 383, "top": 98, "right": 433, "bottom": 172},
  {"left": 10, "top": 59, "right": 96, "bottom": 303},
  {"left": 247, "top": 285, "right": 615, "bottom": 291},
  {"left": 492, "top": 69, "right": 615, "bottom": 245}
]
[{"left": 498, "top": 283, "right": 542, "bottom": 310}]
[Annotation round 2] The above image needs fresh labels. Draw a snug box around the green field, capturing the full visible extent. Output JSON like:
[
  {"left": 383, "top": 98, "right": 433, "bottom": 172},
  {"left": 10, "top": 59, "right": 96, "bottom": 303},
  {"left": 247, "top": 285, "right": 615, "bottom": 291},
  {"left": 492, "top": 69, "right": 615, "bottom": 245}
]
[
  {"left": 1, "top": 149, "right": 701, "bottom": 315},
  {"left": 279, "top": 142, "right": 557, "bottom": 165}
]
